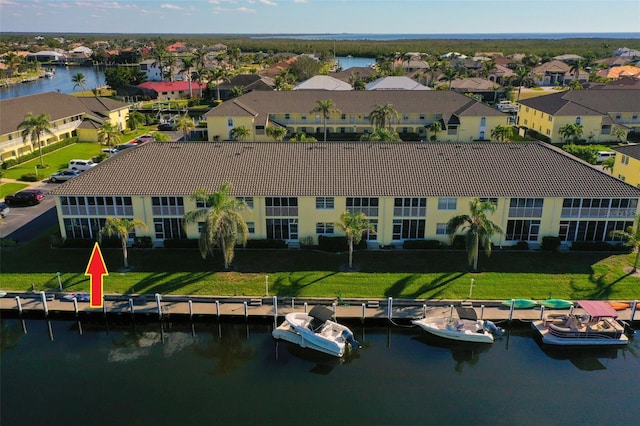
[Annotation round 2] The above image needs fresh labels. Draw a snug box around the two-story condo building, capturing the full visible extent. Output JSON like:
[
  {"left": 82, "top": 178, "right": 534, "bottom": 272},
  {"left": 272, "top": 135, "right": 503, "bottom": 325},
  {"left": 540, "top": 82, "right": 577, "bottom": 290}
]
[
  {"left": 612, "top": 144, "right": 640, "bottom": 188},
  {"left": 204, "top": 90, "right": 508, "bottom": 142},
  {"left": 517, "top": 89, "right": 639, "bottom": 143},
  {"left": 49, "top": 141, "right": 640, "bottom": 250},
  {"left": 0, "top": 92, "right": 130, "bottom": 163}
]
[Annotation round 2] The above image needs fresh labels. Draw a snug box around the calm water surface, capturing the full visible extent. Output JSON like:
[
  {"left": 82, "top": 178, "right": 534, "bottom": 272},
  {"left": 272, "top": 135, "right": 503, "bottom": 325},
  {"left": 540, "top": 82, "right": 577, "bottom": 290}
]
[
  {"left": 1, "top": 318, "right": 638, "bottom": 426},
  {"left": 0, "top": 66, "right": 106, "bottom": 100}
]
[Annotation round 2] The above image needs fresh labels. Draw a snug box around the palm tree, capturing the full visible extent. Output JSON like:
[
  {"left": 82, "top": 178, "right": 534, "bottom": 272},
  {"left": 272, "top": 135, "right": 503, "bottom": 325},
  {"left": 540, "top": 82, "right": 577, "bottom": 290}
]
[
  {"left": 100, "top": 217, "right": 147, "bottom": 269},
  {"left": 490, "top": 125, "right": 515, "bottom": 142},
  {"left": 183, "top": 182, "right": 249, "bottom": 270},
  {"left": 360, "top": 127, "right": 402, "bottom": 142},
  {"left": 609, "top": 215, "right": 640, "bottom": 273},
  {"left": 441, "top": 66, "right": 458, "bottom": 89},
  {"left": 126, "top": 111, "right": 145, "bottom": 130},
  {"left": 336, "top": 210, "right": 375, "bottom": 269},
  {"left": 151, "top": 131, "right": 171, "bottom": 142},
  {"left": 559, "top": 123, "right": 575, "bottom": 143},
  {"left": 5, "top": 52, "right": 22, "bottom": 77},
  {"left": 613, "top": 128, "right": 627, "bottom": 143},
  {"left": 97, "top": 122, "right": 121, "bottom": 150},
  {"left": 292, "top": 131, "right": 317, "bottom": 142},
  {"left": 569, "top": 59, "right": 585, "bottom": 81},
  {"left": 177, "top": 115, "right": 195, "bottom": 141},
  {"left": 601, "top": 157, "right": 615, "bottom": 174},
  {"left": 311, "top": 99, "right": 340, "bottom": 142},
  {"left": 266, "top": 126, "right": 287, "bottom": 141},
  {"left": 18, "top": 112, "right": 54, "bottom": 167},
  {"left": 180, "top": 57, "right": 195, "bottom": 97},
  {"left": 429, "top": 121, "right": 442, "bottom": 142},
  {"left": 71, "top": 72, "right": 87, "bottom": 92},
  {"left": 447, "top": 198, "right": 504, "bottom": 272},
  {"left": 369, "top": 103, "right": 400, "bottom": 130},
  {"left": 514, "top": 66, "right": 532, "bottom": 103},
  {"left": 209, "top": 68, "right": 231, "bottom": 101},
  {"left": 230, "top": 86, "right": 244, "bottom": 98},
  {"left": 230, "top": 125, "right": 250, "bottom": 141}
]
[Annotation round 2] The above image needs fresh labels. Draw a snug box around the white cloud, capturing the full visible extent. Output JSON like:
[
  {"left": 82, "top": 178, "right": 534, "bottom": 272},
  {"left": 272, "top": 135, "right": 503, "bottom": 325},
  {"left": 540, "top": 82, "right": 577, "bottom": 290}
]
[
  {"left": 237, "top": 6, "right": 256, "bottom": 13},
  {"left": 259, "top": 0, "right": 278, "bottom": 6},
  {"left": 293, "top": 0, "right": 308, "bottom": 3},
  {"left": 160, "top": 3, "right": 183, "bottom": 10}
]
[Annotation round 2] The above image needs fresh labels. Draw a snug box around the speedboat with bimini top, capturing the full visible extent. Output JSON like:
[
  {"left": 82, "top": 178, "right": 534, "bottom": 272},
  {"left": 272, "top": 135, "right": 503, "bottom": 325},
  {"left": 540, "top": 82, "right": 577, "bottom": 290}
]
[
  {"left": 272, "top": 305, "right": 360, "bottom": 357},
  {"left": 532, "top": 300, "right": 630, "bottom": 346},
  {"left": 412, "top": 305, "right": 504, "bottom": 344}
]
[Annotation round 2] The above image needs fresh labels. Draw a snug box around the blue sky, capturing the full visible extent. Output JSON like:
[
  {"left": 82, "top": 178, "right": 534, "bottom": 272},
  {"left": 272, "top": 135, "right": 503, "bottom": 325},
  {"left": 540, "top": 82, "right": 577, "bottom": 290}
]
[{"left": 1, "top": 0, "right": 639, "bottom": 34}]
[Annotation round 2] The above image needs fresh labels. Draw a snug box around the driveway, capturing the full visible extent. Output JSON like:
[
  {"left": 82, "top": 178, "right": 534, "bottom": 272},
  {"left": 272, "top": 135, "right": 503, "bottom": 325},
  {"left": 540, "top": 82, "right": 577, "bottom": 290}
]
[{"left": 1, "top": 181, "right": 59, "bottom": 242}]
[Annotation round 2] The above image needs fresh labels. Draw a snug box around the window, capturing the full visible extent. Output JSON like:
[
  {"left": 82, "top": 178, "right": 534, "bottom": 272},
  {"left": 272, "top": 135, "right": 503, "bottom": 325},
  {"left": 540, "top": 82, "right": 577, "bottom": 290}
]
[
  {"left": 447, "top": 126, "right": 458, "bottom": 135},
  {"left": 316, "top": 197, "right": 334, "bottom": 209},
  {"left": 506, "top": 220, "right": 540, "bottom": 241},
  {"left": 438, "top": 198, "right": 457, "bottom": 210},
  {"left": 154, "top": 218, "right": 186, "bottom": 240},
  {"left": 394, "top": 198, "right": 426, "bottom": 216},
  {"left": 480, "top": 117, "right": 486, "bottom": 126},
  {"left": 316, "top": 222, "right": 335, "bottom": 235},
  {"left": 363, "top": 219, "right": 378, "bottom": 241},
  {"left": 227, "top": 118, "right": 233, "bottom": 127},
  {"left": 152, "top": 196, "right": 184, "bottom": 216},
  {"left": 546, "top": 129, "right": 551, "bottom": 135},
  {"left": 509, "top": 198, "right": 543, "bottom": 217},
  {"left": 575, "top": 116, "right": 581, "bottom": 125},
  {"left": 346, "top": 197, "right": 379, "bottom": 216},
  {"left": 266, "top": 218, "right": 298, "bottom": 240},
  {"left": 559, "top": 220, "right": 632, "bottom": 242},
  {"left": 392, "top": 219, "right": 426, "bottom": 240},
  {"left": 196, "top": 199, "right": 209, "bottom": 209},
  {"left": 236, "top": 197, "right": 254, "bottom": 209},
  {"left": 285, "top": 113, "right": 290, "bottom": 120},
  {"left": 479, "top": 198, "right": 498, "bottom": 207},
  {"left": 341, "top": 114, "right": 346, "bottom": 120},
  {"left": 246, "top": 221, "right": 255, "bottom": 234},
  {"left": 436, "top": 223, "right": 448, "bottom": 235},
  {"left": 266, "top": 197, "right": 298, "bottom": 216},
  {"left": 622, "top": 155, "right": 629, "bottom": 165}
]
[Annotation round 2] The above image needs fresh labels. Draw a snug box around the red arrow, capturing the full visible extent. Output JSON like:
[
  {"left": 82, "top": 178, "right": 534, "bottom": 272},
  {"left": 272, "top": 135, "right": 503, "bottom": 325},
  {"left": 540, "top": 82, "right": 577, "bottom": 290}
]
[{"left": 85, "top": 242, "right": 108, "bottom": 308}]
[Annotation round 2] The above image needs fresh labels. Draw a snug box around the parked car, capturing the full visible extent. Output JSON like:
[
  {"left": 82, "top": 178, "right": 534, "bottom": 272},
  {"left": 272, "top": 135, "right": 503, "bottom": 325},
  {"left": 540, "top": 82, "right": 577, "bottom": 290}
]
[
  {"left": 101, "top": 148, "right": 120, "bottom": 155},
  {"left": 49, "top": 169, "right": 80, "bottom": 183},
  {"left": 4, "top": 189, "right": 45, "bottom": 206},
  {"left": 596, "top": 151, "right": 615, "bottom": 163},
  {"left": 135, "top": 134, "right": 153, "bottom": 144},
  {"left": 496, "top": 100, "right": 518, "bottom": 113},
  {"left": 114, "top": 143, "right": 138, "bottom": 151},
  {"left": 158, "top": 122, "right": 175, "bottom": 131},
  {"left": 0, "top": 202, "right": 9, "bottom": 218},
  {"left": 68, "top": 159, "right": 96, "bottom": 172}
]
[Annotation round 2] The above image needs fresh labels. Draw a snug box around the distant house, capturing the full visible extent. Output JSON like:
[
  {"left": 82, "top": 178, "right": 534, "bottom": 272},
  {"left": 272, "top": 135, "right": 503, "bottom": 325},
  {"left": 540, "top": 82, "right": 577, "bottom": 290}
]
[
  {"left": 0, "top": 92, "right": 130, "bottom": 162},
  {"left": 588, "top": 77, "right": 640, "bottom": 90},
  {"left": 26, "top": 50, "right": 66, "bottom": 62},
  {"left": 614, "top": 47, "right": 640, "bottom": 58},
  {"left": 532, "top": 60, "right": 572, "bottom": 86},
  {"left": 552, "top": 54, "right": 583, "bottom": 63},
  {"left": 612, "top": 144, "right": 640, "bottom": 188},
  {"left": 596, "top": 65, "right": 640, "bottom": 80},
  {"left": 139, "top": 59, "right": 163, "bottom": 82},
  {"left": 449, "top": 78, "right": 504, "bottom": 102},
  {"left": 330, "top": 67, "right": 377, "bottom": 84},
  {"left": 294, "top": 75, "right": 353, "bottom": 91},
  {"left": 215, "top": 74, "right": 275, "bottom": 100},
  {"left": 365, "top": 76, "right": 430, "bottom": 91},
  {"left": 166, "top": 42, "right": 188, "bottom": 53},
  {"left": 138, "top": 81, "right": 205, "bottom": 100}
]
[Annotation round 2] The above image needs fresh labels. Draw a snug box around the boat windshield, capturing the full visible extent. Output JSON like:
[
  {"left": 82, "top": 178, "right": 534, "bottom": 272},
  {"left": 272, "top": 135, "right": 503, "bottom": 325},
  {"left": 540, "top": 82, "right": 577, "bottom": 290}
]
[{"left": 455, "top": 306, "right": 478, "bottom": 321}]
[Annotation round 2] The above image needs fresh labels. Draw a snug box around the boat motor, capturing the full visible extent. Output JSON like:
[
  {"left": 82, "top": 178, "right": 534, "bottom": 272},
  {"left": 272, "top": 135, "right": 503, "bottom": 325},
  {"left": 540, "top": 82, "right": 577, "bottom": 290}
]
[
  {"left": 342, "top": 329, "right": 361, "bottom": 349},
  {"left": 484, "top": 320, "right": 504, "bottom": 336}
]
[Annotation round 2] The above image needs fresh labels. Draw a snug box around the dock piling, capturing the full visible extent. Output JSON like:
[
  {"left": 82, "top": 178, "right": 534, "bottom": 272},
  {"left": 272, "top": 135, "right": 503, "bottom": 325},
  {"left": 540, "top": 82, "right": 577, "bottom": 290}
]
[
  {"left": 539, "top": 306, "right": 545, "bottom": 320},
  {"left": 15, "top": 296, "right": 22, "bottom": 316},
  {"left": 508, "top": 299, "right": 515, "bottom": 323},
  {"left": 481, "top": 305, "right": 485, "bottom": 320},
  {"left": 155, "top": 293, "right": 162, "bottom": 320},
  {"left": 243, "top": 301, "right": 248, "bottom": 320},
  {"left": 423, "top": 304, "right": 427, "bottom": 319},
  {"left": 361, "top": 303, "right": 366, "bottom": 324},
  {"left": 332, "top": 302, "right": 337, "bottom": 319},
  {"left": 188, "top": 300, "right": 193, "bottom": 320},
  {"left": 73, "top": 297, "right": 78, "bottom": 317},
  {"left": 273, "top": 296, "right": 278, "bottom": 321},
  {"left": 129, "top": 298, "right": 134, "bottom": 316},
  {"left": 631, "top": 300, "right": 637, "bottom": 321},
  {"left": 388, "top": 297, "right": 393, "bottom": 321},
  {"left": 304, "top": 302, "right": 308, "bottom": 313},
  {"left": 216, "top": 300, "right": 220, "bottom": 319},
  {"left": 40, "top": 291, "right": 48, "bottom": 317}
]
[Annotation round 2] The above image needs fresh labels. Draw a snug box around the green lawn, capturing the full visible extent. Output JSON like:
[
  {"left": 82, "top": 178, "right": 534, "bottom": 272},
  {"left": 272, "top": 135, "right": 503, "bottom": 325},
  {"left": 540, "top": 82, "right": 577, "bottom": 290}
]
[
  {"left": 2, "top": 142, "right": 103, "bottom": 180},
  {"left": 0, "top": 182, "right": 29, "bottom": 198},
  {"left": 1, "top": 228, "right": 638, "bottom": 300}
]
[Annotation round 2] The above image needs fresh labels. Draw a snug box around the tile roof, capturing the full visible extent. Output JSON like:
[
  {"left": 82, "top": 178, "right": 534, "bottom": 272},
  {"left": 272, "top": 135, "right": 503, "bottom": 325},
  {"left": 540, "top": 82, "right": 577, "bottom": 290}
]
[
  {"left": 612, "top": 144, "right": 640, "bottom": 160},
  {"left": 294, "top": 76, "right": 353, "bottom": 91},
  {"left": 0, "top": 92, "right": 128, "bottom": 136},
  {"left": 49, "top": 141, "right": 640, "bottom": 199},
  {"left": 365, "top": 77, "right": 430, "bottom": 91},
  {"left": 518, "top": 89, "right": 640, "bottom": 116},
  {"left": 204, "top": 90, "right": 501, "bottom": 118}
]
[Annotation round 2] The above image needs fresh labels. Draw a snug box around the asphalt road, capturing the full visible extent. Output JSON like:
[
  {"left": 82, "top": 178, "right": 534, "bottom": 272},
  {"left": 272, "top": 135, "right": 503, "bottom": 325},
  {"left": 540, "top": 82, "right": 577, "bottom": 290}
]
[{"left": 1, "top": 181, "right": 60, "bottom": 242}]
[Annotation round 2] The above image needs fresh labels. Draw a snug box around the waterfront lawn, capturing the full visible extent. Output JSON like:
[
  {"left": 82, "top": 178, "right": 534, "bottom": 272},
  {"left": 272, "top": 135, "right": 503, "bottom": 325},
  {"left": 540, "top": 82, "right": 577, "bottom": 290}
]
[
  {"left": 1, "top": 229, "right": 638, "bottom": 300},
  {"left": 2, "top": 142, "right": 103, "bottom": 180},
  {"left": 0, "top": 182, "right": 29, "bottom": 198}
]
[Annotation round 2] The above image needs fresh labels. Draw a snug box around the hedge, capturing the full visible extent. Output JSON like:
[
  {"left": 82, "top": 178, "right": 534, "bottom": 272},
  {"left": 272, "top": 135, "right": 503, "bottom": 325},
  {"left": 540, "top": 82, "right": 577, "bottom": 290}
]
[
  {"left": 163, "top": 239, "right": 199, "bottom": 249},
  {"left": 1, "top": 137, "right": 77, "bottom": 169},
  {"left": 403, "top": 239, "right": 442, "bottom": 249},
  {"left": 246, "top": 239, "right": 287, "bottom": 249},
  {"left": 570, "top": 241, "right": 631, "bottom": 252},
  {"left": 541, "top": 236, "right": 561, "bottom": 252}
]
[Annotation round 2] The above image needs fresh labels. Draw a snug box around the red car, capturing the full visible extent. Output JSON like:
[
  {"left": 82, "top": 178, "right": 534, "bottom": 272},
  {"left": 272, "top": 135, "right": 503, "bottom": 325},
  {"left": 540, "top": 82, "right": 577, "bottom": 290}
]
[{"left": 4, "top": 189, "right": 45, "bottom": 206}]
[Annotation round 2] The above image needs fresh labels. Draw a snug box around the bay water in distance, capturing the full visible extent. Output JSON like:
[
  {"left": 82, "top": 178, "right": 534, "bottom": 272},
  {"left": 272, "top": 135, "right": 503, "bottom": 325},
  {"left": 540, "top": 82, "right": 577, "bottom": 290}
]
[
  {"left": 252, "top": 32, "right": 640, "bottom": 40},
  {"left": 1, "top": 318, "right": 638, "bottom": 426}
]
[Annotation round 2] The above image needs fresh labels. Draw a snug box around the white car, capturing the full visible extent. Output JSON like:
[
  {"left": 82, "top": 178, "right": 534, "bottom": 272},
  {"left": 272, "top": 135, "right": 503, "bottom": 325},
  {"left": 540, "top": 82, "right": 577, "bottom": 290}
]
[
  {"left": 50, "top": 169, "right": 81, "bottom": 183},
  {"left": 68, "top": 159, "right": 97, "bottom": 172}
]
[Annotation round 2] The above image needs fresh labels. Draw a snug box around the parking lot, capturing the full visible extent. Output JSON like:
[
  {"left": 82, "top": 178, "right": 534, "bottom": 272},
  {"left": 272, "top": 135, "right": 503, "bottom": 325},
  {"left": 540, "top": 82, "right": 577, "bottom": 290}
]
[{"left": 0, "top": 181, "right": 60, "bottom": 241}]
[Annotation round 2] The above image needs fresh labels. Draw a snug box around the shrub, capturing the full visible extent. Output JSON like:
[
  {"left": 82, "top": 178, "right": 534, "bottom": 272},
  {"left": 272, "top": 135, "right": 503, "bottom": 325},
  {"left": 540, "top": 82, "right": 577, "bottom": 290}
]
[
  {"left": 1, "top": 159, "right": 17, "bottom": 170},
  {"left": 99, "top": 238, "right": 122, "bottom": 249},
  {"left": 570, "top": 241, "right": 632, "bottom": 252},
  {"left": 541, "top": 236, "right": 561, "bottom": 252},
  {"left": 450, "top": 235, "right": 466, "bottom": 250},
  {"left": 512, "top": 241, "right": 529, "bottom": 250},
  {"left": 0, "top": 238, "right": 18, "bottom": 247},
  {"left": 19, "top": 173, "right": 39, "bottom": 182},
  {"left": 246, "top": 239, "right": 287, "bottom": 249},
  {"left": 61, "top": 239, "right": 95, "bottom": 248},
  {"left": 403, "top": 239, "right": 442, "bottom": 249},
  {"left": 133, "top": 236, "right": 152, "bottom": 248},
  {"left": 93, "top": 153, "right": 109, "bottom": 163},
  {"left": 163, "top": 239, "right": 199, "bottom": 249}
]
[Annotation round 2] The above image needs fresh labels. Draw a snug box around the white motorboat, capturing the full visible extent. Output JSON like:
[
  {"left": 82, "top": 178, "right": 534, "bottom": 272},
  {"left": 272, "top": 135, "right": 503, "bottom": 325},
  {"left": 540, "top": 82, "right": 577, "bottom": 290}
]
[
  {"left": 412, "top": 305, "right": 503, "bottom": 344},
  {"left": 272, "top": 305, "right": 360, "bottom": 357},
  {"left": 532, "top": 300, "right": 630, "bottom": 346}
]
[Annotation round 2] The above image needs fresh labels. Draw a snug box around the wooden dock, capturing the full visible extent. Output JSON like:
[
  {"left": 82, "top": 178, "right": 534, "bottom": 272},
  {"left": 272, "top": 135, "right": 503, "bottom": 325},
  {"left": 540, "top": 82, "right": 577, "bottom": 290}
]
[{"left": 1, "top": 292, "right": 637, "bottom": 324}]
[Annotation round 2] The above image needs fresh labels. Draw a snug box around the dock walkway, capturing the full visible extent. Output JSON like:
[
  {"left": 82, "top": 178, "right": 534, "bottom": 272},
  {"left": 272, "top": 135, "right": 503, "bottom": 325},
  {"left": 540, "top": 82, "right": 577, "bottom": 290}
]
[{"left": 1, "top": 292, "right": 637, "bottom": 323}]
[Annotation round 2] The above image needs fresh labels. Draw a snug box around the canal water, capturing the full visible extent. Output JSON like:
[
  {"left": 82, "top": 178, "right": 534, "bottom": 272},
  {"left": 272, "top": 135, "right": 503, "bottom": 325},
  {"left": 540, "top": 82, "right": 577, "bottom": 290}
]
[
  {"left": 0, "top": 66, "right": 106, "bottom": 101},
  {"left": 1, "top": 318, "right": 638, "bottom": 426}
]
